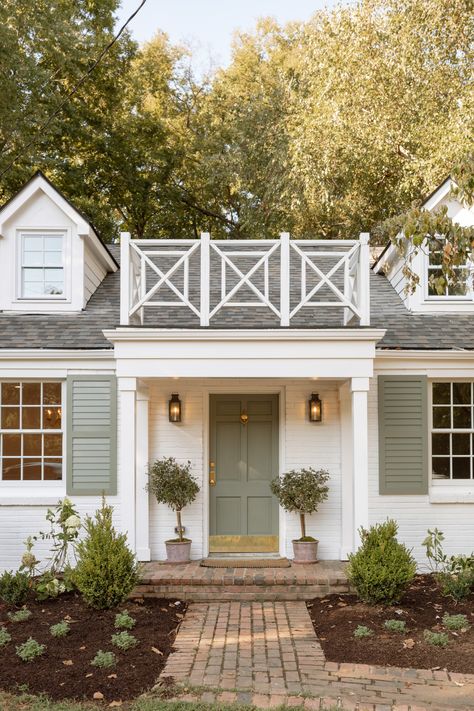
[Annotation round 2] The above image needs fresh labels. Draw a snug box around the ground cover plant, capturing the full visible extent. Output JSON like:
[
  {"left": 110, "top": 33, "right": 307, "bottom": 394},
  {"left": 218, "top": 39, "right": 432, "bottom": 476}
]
[
  {"left": 0, "top": 593, "right": 186, "bottom": 702},
  {"left": 308, "top": 574, "right": 474, "bottom": 672}
]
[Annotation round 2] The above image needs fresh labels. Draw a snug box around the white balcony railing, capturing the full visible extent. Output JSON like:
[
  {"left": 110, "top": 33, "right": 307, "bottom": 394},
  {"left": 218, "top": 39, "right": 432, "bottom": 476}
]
[{"left": 120, "top": 232, "right": 370, "bottom": 327}]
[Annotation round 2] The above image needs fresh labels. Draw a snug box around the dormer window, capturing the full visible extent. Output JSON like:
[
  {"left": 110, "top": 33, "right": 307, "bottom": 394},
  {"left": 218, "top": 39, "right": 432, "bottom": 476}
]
[
  {"left": 20, "top": 231, "right": 65, "bottom": 299},
  {"left": 427, "top": 244, "right": 470, "bottom": 299}
]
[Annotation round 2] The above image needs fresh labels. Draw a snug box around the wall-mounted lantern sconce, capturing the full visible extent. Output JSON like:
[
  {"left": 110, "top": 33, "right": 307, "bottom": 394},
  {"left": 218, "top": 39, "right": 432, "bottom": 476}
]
[
  {"left": 169, "top": 393, "right": 182, "bottom": 422},
  {"left": 309, "top": 393, "right": 322, "bottom": 422}
]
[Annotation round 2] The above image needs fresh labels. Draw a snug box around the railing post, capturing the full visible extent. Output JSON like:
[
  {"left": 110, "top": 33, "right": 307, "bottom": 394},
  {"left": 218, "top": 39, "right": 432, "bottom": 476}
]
[
  {"left": 280, "top": 232, "right": 290, "bottom": 327},
  {"left": 120, "top": 232, "right": 131, "bottom": 325},
  {"left": 200, "top": 232, "right": 210, "bottom": 327},
  {"left": 359, "top": 232, "right": 370, "bottom": 326}
]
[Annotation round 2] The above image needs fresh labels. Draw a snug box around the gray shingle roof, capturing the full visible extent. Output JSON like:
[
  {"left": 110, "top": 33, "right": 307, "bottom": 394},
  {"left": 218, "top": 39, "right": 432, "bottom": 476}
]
[{"left": 1, "top": 243, "right": 474, "bottom": 351}]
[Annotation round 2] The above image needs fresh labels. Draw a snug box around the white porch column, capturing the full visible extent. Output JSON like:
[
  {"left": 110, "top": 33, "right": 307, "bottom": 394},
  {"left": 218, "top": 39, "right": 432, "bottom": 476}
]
[
  {"left": 339, "top": 382, "right": 353, "bottom": 559},
  {"left": 351, "top": 377, "right": 370, "bottom": 549},
  {"left": 118, "top": 377, "right": 137, "bottom": 551},
  {"left": 135, "top": 382, "right": 151, "bottom": 561}
]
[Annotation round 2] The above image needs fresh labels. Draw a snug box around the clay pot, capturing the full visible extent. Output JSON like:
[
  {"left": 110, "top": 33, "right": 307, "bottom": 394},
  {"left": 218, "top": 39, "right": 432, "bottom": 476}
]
[
  {"left": 292, "top": 539, "right": 319, "bottom": 564},
  {"left": 165, "top": 540, "right": 192, "bottom": 563}
]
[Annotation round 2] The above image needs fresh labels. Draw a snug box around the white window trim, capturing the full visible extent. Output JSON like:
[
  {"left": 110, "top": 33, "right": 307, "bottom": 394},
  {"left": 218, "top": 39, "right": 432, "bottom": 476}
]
[
  {"left": 422, "top": 247, "right": 474, "bottom": 303},
  {"left": 0, "top": 380, "right": 66, "bottom": 489},
  {"left": 14, "top": 228, "right": 71, "bottom": 304}
]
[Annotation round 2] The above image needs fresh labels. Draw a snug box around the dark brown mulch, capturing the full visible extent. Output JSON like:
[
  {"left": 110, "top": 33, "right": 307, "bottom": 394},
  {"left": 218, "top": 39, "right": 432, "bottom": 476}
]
[
  {"left": 0, "top": 592, "right": 186, "bottom": 702},
  {"left": 308, "top": 574, "right": 474, "bottom": 674}
]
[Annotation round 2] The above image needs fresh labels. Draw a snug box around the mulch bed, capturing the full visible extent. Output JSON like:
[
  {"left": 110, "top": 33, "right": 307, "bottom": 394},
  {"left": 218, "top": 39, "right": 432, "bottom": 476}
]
[
  {"left": 308, "top": 574, "right": 474, "bottom": 674},
  {"left": 0, "top": 592, "right": 186, "bottom": 702}
]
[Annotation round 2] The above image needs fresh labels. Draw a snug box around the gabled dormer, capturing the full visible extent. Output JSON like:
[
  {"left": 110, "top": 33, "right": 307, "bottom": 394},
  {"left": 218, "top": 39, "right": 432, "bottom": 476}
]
[
  {"left": 373, "top": 177, "right": 474, "bottom": 313},
  {"left": 0, "top": 172, "right": 117, "bottom": 313}
]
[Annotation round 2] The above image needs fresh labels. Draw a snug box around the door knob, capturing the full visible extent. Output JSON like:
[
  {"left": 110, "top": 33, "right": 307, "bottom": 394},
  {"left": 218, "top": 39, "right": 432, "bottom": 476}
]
[{"left": 209, "top": 461, "right": 216, "bottom": 487}]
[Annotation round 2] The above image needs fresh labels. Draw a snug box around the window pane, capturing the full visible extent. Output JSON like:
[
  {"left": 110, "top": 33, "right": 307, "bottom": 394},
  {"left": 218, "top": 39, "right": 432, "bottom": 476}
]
[
  {"left": 22, "top": 407, "right": 40, "bottom": 429},
  {"left": 1, "top": 407, "right": 19, "bottom": 429},
  {"left": 432, "top": 457, "right": 450, "bottom": 479},
  {"left": 448, "top": 279, "right": 468, "bottom": 296},
  {"left": 23, "top": 382, "right": 41, "bottom": 405},
  {"left": 452, "top": 433, "right": 471, "bottom": 455},
  {"left": 43, "top": 383, "right": 61, "bottom": 405},
  {"left": 432, "top": 433, "right": 450, "bottom": 455},
  {"left": 433, "top": 383, "right": 450, "bottom": 405},
  {"left": 429, "top": 248, "right": 443, "bottom": 266},
  {"left": 23, "top": 236, "right": 43, "bottom": 251},
  {"left": 45, "top": 251, "right": 62, "bottom": 266},
  {"left": 23, "top": 251, "right": 43, "bottom": 266},
  {"left": 44, "top": 458, "right": 62, "bottom": 481},
  {"left": 2, "top": 433, "right": 21, "bottom": 456},
  {"left": 43, "top": 406, "right": 61, "bottom": 429},
  {"left": 2, "top": 458, "right": 21, "bottom": 480},
  {"left": 2, "top": 383, "right": 20, "bottom": 405},
  {"left": 44, "top": 434, "right": 62, "bottom": 456},
  {"left": 433, "top": 406, "right": 451, "bottom": 428},
  {"left": 23, "top": 268, "right": 43, "bottom": 283},
  {"left": 453, "top": 406, "right": 471, "bottom": 429},
  {"left": 44, "top": 282, "right": 63, "bottom": 296},
  {"left": 23, "top": 434, "right": 42, "bottom": 456},
  {"left": 452, "top": 458, "right": 471, "bottom": 480},
  {"left": 44, "top": 236, "right": 62, "bottom": 251},
  {"left": 453, "top": 382, "right": 472, "bottom": 405},
  {"left": 23, "top": 282, "right": 45, "bottom": 297},
  {"left": 23, "top": 460, "right": 42, "bottom": 481}
]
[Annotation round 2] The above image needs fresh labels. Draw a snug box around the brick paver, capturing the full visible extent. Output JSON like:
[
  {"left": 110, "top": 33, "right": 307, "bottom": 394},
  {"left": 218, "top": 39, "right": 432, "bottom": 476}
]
[{"left": 159, "top": 601, "right": 474, "bottom": 710}]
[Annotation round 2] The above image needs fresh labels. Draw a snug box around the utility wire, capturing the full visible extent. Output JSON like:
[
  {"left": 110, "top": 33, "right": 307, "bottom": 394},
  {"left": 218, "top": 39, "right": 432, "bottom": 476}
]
[{"left": 0, "top": 0, "right": 148, "bottom": 179}]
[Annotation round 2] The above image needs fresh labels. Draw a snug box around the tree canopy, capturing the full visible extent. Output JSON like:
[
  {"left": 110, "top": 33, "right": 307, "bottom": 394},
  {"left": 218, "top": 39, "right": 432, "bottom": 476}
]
[{"left": 0, "top": 0, "right": 473, "bottom": 244}]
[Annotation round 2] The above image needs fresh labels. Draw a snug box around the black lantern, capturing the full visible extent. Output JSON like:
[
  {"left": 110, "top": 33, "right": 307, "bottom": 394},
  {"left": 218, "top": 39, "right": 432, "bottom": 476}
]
[
  {"left": 169, "top": 393, "right": 182, "bottom": 422},
  {"left": 309, "top": 393, "right": 322, "bottom": 422}
]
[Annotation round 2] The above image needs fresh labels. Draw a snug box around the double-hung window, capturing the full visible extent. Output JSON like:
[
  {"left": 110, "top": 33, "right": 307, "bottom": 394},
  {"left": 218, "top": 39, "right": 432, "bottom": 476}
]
[
  {"left": 20, "top": 232, "right": 64, "bottom": 298},
  {"left": 427, "top": 244, "right": 470, "bottom": 298},
  {"left": 432, "top": 382, "right": 474, "bottom": 482},
  {"left": 0, "top": 382, "right": 63, "bottom": 482}
]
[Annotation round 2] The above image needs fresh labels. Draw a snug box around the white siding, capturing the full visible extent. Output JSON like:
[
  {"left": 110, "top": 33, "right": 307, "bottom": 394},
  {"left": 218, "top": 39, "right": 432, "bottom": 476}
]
[{"left": 84, "top": 242, "right": 107, "bottom": 304}]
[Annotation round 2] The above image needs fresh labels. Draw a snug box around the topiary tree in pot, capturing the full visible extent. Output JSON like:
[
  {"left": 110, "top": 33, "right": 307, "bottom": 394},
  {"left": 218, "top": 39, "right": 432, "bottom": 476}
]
[
  {"left": 271, "top": 467, "right": 330, "bottom": 563},
  {"left": 147, "top": 457, "right": 200, "bottom": 563}
]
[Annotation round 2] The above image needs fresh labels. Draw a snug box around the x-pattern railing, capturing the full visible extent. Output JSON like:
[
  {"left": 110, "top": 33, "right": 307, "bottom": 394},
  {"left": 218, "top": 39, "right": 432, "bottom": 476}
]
[{"left": 120, "top": 232, "right": 370, "bottom": 327}]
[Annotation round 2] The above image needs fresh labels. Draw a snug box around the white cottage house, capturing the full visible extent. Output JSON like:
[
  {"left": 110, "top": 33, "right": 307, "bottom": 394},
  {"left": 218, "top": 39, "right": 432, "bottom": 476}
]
[{"left": 1, "top": 171, "right": 474, "bottom": 569}]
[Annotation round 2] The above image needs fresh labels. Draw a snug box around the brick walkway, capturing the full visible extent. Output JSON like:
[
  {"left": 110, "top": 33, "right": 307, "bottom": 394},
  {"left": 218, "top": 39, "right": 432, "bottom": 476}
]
[{"left": 159, "top": 602, "right": 474, "bottom": 710}]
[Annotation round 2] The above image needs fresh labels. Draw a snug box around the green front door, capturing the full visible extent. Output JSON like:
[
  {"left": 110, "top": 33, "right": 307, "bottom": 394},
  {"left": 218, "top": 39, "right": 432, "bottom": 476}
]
[{"left": 209, "top": 394, "right": 279, "bottom": 553}]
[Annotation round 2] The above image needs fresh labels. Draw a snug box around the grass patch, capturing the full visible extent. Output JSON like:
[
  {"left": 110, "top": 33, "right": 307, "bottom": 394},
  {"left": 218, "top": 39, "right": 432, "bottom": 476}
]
[{"left": 353, "top": 624, "right": 373, "bottom": 638}]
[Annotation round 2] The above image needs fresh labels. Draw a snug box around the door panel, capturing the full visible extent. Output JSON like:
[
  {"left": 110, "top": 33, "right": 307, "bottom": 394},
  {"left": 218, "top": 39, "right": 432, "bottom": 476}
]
[{"left": 209, "top": 394, "right": 279, "bottom": 553}]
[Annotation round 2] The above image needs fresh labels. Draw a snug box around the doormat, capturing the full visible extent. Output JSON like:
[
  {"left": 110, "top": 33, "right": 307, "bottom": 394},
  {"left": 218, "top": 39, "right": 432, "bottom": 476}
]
[{"left": 200, "top": 558, "right": 291, "bottom": 568}]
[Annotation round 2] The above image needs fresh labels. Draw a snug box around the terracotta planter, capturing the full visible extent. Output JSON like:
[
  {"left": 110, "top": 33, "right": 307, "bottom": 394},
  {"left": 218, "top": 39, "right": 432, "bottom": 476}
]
[
  {"left": 165, "top": 540, "right": 192, "bottom": 563},
  {"left": 292, "top": 539, "right": 318, "bottom": 564}
]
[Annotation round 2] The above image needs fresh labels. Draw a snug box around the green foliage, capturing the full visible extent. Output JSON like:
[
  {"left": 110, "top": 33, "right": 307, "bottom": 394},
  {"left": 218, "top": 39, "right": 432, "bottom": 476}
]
[
  {"left": 114, "top": 611, "right": 136, "bottom": 630},
  {"left": 49, "top": 620, "right": 71, "bottom": 638},
  {"left": 353, "top": 625, "right": 373, "bottom": 639},
  {"left": 0, "top": 627, "right": 12, "bottom": 648},
  {"left": 442, "top": 613, "right": 470, "bottom": 631},
  {"left": 270, "top": 468, "right": 330, "bottom": 539},
  {"left": 147, "top": 458, "right": 200, "bottom": 542},
  {"left": 8, "top": 608, "right": 32, "bottom": 623},
  {"left": 111, "top": 630, "right": 138, "bottom": 650},
  {"left": 74, "top": 500, "right": 140, "bottom": 610},
  {"left": 0, "top": 570, "right": 30, "bottom": 606},
  {"left": 34, "top": 498, "right": 81, "bottom": 574},
  {"left": 384, "top": 619, "right": 407, "bottom": 633},
  {"left": 423, "top": 630, "right": 449, "bottom": 647},
  {"left": 16, "top": 638, "right": 46, "bottom": 662},
  {"left": 35, "top": 573, "right": 67, "bottom": 601},
  {"left": 19, "top": 537, "right": 40, "bottom": 579},
  {"left": 91, "top": 650, "right": 116, "bottom": 668},
  {"left": 423, "top": 528, "right": 474, "bottom": 600},
  {"left": 348, "top": 520, "right": 416, "bottom": 605}
]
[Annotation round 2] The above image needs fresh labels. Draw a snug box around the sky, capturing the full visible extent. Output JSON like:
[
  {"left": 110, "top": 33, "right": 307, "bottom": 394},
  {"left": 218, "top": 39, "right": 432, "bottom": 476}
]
[{"left": 116, "top": 0, "right": 342, "bottom": 69}]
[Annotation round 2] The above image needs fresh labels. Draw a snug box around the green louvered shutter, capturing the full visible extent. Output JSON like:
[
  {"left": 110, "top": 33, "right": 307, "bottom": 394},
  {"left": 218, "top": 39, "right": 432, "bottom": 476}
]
[
  {"left": 378, "top": 375, "right": 428, "bottom": 495},
  {"left": 66, "top": 375, "right": 117, "bottom": 496}
]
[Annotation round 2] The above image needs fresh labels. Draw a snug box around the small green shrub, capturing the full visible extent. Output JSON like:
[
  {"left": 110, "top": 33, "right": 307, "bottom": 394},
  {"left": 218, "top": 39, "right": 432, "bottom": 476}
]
[
  {"left": 8, "top": 607, "right": 32, "bottom": 623},
  {"left": 384, "top": 619, "right": 407, "bottom": 633},
  {"left": 35, "top": 572, "right": 67, "bottom": 601},
  {"left": 423, "top": 529, "right": 474, "bottom": 600},
  {"left": 442, "top": 613, "right": 470, "bottom": 631},
  {"left": 74, "top": 500, "right": 140, "bottom": 610},
  {"left": 50, "top": 620, "right": 71, "bottom": 637},
  {"left": 111, "top": 630, "right": 138, "bottom": 650},
  {"left": 91, "top": 650, "right": 116, "bottom": 668},
  {"left": 0, "top": 627, "right": 12, "bottom": 647},
  {"left": 0, "top": 570, "right": 30, "bottom": 606},
  {"left": 354, "top": 625, "right": 373, "bottom": 638},
  {"left": 348, "top": 520, "right": 416, "bottom": 604},
  {"left": 16, "top": 638, "right": 46, "bottom": 662},
  {"left": 114, "top": 611, "right": 136, "bottom": 629},
  {"left": 423, "top": 629, "right": 449, "bottom": 647},
  {"left": 438, "top": 571, "right": 474, "bottom": 601}
]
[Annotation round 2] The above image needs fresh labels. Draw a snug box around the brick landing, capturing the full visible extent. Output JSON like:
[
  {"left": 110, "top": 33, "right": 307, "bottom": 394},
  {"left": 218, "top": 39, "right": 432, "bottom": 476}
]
[
  {"left": 135, "top": 560, "right": 349, "bottom": 601},
  {"left": 158, "top": 601, "right": 474, "bottom": 710}
]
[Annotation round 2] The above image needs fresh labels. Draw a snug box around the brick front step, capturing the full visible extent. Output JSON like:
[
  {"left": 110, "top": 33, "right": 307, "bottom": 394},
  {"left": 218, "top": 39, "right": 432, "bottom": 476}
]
[{"left": 133, "top": 560, "right": 350, "bottom": 600}]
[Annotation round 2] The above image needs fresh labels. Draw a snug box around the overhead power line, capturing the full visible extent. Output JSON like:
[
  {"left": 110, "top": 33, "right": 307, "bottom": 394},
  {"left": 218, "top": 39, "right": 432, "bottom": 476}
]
[{"left": 0, "top": 0, "right": 148, "bottom": 179}]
